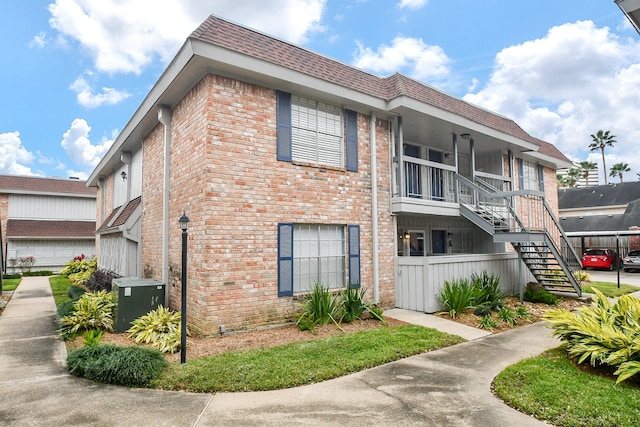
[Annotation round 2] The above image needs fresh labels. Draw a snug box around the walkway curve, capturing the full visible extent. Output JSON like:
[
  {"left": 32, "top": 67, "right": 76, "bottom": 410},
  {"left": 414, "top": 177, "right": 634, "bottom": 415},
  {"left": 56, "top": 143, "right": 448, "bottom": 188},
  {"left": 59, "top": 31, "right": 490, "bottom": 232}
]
[{"left": 0, "top": 276, "right": 557, "bottom": 426}]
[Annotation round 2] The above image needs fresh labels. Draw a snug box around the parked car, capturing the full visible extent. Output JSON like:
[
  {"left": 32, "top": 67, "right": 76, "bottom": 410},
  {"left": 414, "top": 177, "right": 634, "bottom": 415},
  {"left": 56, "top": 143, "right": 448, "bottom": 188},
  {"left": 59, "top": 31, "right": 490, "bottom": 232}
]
[
  {"left": 581, "top": 249, "right": 621, "bottom": 271},
  {"left": 623, "top": 250, "right": 640, "bottom": 272}
]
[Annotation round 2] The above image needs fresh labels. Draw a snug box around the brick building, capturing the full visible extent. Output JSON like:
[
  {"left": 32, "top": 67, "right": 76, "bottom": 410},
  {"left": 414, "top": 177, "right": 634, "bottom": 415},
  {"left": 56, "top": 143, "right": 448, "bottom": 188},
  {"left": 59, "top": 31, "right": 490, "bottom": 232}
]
[{"left": 87, "top": 16, "right": 575, "bottom": 335}]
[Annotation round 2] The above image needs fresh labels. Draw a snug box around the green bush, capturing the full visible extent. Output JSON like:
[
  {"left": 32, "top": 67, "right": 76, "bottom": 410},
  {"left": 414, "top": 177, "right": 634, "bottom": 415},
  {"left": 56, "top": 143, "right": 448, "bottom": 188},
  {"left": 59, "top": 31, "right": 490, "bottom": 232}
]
[
  {"left": 477, "top": 315, "right": 497, "bottom": 330},
  {"left": 56, "top": 300, "right": 77, "bottom": 323},
  {"left": 471, "top": 271, "right": 504, "bottom": 306},
  {"left": 524, "top": 285, "right": 558, "bottom": 305},
  {"left": 543, "top": 289, "right": 640, "bottom": 383},
  {"left": 22, "top": 270, "right": 54, "bottom": 277},
  {"left": 338, "top": 284, "right": 384, "bottom": 323},
  {"left": 67, "top": 344, "right": 166, "bottom": 387},
  {"left": 85, "top": 269, "right": 120, "bottom": 292},
  {"left": 61, "top": 256, "right": 97, "bottom": 286},
  {"left": 67, "top": 285, "right": 86, "bottom": 300},
  {"left": 2, "top": 273, "right": 21, "bottom": 279},
  {"left": 297, "top": 283, "right": 342, "bottom": 329},
  {"left": 60, "top": 290, "right": 115, "bottom": 335},
  {"left": 497, "top": 307, "right": 517, "bottom": 326},
  {"left": 438, "top": 278, "right": 476, "bottom": 318},
  {"left": 128, "top": 306, "right": 184, "bottom": 354}
]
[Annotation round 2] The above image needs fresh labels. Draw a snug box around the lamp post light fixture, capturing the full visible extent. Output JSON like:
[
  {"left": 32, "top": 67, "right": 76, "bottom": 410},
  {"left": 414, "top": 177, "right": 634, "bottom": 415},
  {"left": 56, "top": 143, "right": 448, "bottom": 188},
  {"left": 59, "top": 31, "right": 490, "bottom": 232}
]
[{"left": 178, "top": 212, "right": 190, "bottom": 364}]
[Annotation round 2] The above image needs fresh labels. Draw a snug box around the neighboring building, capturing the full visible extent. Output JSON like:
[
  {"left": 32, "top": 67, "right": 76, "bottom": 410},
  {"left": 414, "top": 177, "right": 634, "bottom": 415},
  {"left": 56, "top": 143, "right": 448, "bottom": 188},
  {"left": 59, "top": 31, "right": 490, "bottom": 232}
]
[
  {"left": 87, "top": 16, "right": 575, "bottom": 336},
  {"left": 616, "top": 0, "right": 640, "bottom": 35},
  {"left": 0, "top": 175, "right": 96, "bottom": 273},
  {"left": 559, "top": 182, "right": 640, "bottom": 254}
]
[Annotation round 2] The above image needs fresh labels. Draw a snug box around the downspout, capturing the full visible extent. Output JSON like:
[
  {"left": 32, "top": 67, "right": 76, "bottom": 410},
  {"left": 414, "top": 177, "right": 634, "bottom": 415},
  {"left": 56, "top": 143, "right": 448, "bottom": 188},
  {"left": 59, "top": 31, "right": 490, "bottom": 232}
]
[
  {"left": 158, "top": 107, "right": 172, "bottom": 306},
  {"left": 370, "top": 113, "right": 379, "bottom": 303}
]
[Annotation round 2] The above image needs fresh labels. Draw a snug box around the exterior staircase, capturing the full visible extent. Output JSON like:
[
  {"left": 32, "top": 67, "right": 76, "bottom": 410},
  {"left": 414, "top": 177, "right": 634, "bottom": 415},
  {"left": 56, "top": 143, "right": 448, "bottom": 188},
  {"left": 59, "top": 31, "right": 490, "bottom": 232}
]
[{"left": 456, "top": 175, "right": 582, "bottom": 296}]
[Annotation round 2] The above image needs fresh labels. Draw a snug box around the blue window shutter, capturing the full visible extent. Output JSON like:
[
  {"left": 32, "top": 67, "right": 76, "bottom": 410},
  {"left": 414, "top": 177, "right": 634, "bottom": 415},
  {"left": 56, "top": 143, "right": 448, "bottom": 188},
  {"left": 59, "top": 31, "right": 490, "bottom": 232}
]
[
  {"left": 276, "top": 91, "right": 292, "bottom": 161},
  {"left": 278, "top": 223, "right": 294, "bottom": 296},
  {"left": 538, "top": 164, "right": 545, "bottom": 192},
  {"left": 345, "top": 110, "right": 358, "bottom": 171},
  {"left": 348, "top": 225, "right": 361, "bottom": 288},
  {"left": 517, "top": 158, "right": 524, "bottom": 190}
]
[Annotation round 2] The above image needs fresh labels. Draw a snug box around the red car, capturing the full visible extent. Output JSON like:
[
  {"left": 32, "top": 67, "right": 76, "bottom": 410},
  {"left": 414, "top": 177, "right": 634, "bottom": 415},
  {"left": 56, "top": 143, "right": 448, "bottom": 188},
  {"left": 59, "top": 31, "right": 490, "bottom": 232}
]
[{"left": 581, "top": 249, "right": 621, "bottom": 271}]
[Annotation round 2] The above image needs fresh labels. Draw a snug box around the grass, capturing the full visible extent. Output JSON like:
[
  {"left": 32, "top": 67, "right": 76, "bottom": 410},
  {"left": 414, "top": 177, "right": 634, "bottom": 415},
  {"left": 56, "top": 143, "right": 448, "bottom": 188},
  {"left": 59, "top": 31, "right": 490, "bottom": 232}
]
[
  {"left": 582, "top": 281, "right": 639, "bottom": 297},
  {"left": 50, "top": 275, "right": 73, "bottom": 305},
  {"left": 152, "top": 325, "right": 465, "bottom": 392},
  {"left": 1, "top": 278, "right": 21, "bottom": 292},
  {"left": 493, "top": 347, "right": 640, "bottom": 426}
]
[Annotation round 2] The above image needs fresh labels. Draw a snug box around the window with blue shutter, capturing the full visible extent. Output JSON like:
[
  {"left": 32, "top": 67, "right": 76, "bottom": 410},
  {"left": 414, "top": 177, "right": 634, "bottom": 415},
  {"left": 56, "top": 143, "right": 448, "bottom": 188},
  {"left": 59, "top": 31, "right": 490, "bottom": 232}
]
[
  {"left": 348, "top": 225, "right": 361, "bottom": 288},
  {"left": 538, "top": 164, "right": 545, "bottom": 192},
  {"left": 276, "top": 91, "right": 292, "bottom": 161},
  {"left": 277, "top": 223, "right": 294, "bottom": 296},
  {"left": 345, "top": 110, "right": 358, "bottom": 171}
]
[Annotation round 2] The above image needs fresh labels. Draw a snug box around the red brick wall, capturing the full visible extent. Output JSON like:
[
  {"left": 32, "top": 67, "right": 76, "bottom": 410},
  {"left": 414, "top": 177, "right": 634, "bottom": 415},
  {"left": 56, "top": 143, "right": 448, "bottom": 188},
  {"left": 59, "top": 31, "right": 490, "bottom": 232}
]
[{"left": 142, "top": 74, "right": 394, "bottom": 335}]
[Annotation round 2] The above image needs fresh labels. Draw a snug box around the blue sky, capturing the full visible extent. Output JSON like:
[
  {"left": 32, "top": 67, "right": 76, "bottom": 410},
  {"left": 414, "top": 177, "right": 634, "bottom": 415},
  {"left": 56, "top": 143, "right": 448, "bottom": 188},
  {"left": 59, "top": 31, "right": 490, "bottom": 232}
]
[{"left": 1, "top": 1, "right": 638, "bottom": 183}]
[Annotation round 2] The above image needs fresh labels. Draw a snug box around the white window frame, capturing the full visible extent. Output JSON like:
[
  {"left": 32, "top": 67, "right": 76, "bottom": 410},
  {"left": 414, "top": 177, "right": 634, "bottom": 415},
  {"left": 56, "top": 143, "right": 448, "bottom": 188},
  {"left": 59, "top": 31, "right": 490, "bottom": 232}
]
[
  {"left": 521, "top": 160, "right": 539, "bottom": 191},
  {"left": 291, "top": 95, "right": 343, "bottom": 168},
  {"left": 293, "top": 224, "right": 346, "bottom": 293}
]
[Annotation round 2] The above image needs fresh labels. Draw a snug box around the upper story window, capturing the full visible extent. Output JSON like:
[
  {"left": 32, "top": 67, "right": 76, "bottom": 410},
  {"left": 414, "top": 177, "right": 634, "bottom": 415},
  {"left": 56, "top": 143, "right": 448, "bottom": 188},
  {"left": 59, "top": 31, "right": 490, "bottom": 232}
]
[
  {"left": 276, "top": 91, "right": 358, "bottom": 171},
  {"left": 518, "top": 159, "right": 545, "bottom": 192},
  {"left": 291, "top": 96, "right": 343, "bottom": 168}
]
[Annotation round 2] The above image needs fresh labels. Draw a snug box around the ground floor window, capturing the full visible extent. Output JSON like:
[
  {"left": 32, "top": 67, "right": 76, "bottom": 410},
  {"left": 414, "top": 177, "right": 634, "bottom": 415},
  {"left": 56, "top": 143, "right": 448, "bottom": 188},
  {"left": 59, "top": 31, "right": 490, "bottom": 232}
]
[{"left": 279, "top": 223, "right": 360, "bottom": 296}]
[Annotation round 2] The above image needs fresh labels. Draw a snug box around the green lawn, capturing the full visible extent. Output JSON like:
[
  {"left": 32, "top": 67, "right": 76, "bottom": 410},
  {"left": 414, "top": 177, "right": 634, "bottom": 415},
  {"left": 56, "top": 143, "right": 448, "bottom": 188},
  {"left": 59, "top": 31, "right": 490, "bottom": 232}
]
[
  {"left": 49, "top": 275, "right": 73, "bottom": 305},
  {"left": 152, "top": 325, "right": 465, "bottom": 392},
  {"left": 582, "top": 281, "right": 639, "bottom": 297},
  {"left": 1, "top": 278, "right": 21, "bottom": 292},
  {"left": 494, "top": 347, "right": 640, "bottom": 426}
]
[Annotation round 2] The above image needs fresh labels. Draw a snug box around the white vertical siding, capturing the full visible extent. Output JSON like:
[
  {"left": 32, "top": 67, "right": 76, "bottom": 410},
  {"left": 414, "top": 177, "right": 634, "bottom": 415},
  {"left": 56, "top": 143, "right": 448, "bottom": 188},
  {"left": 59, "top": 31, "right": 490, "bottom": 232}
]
[
  {"left": 396, "top": 253, "right": 534, "bottom": 313},
  {"left": 6, "top": 239, "right": 95, "bottom": 272},
  {"left": 131, "top": 148, "right": 143, "bottom": 199},
  {"left": 112, "top": 166, "right": 128, "bottom": 208},
  {"left": 8, "top": 195, "right": 95, "bottom": 220}
]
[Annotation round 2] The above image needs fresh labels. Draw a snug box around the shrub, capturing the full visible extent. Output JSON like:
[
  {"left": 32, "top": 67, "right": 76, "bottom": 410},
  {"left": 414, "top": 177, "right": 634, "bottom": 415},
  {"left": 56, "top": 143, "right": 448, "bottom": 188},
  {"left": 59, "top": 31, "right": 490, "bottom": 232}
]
[
  {"left": 61, "top": 256, "right": 97, "bottom": 286},
  {"left": 67, "top": 285, "right": 86, "bottom": 300},
  {"left": 339, "top": 284, "right": 384, "bottom": 323},
  {"left": 473, "top": 303, "right": 493, "bottom": 318},
  {"left": 471, "top": 271, "right": 504, "bottom": 306},
  {"left": 83, "top": 329, "right": 104, "bottom": 347},
  {"left": 56, "top": 300, "right": 76, "bottom": 323},
  {"left": 523, "top": 283, "right": 558, "bottom": 305},
  {"left": 60, "top": 290, "right": 115, "bottom": 335},
  {"left": 23, "top": 270, "right": 54, "bottom": 277},
  {"left": 515, "top": 306, "right": 531, "bottom": 320},
  {"left": 297, "top": 283, "right": 342, "bottom": 329},
  {"left": 497, "top": 307, "right": 517, "bottom": 326},
  {"left": 67, "top": 344, "right": 166, "bottom": 387},
  {"left": 438, "top": 278, "right": 476, "bottom": 318},
  {"left": 2, "top": 273, "right": 21, "bottom": 279},
  {"left": 477, "top": 315, "right": 497, "bottom": 330},
  {"left": 573, "top": 270, "right": 591, "bottom": 282},
  {"left": 128, "top": 306, "right": 185, "bottom": 354},
  {"left": 85, "top": 269, "right": 120, "bottom": 292},
  {"left": 543, "top": 289, "right": 640, "bottom": 383}
]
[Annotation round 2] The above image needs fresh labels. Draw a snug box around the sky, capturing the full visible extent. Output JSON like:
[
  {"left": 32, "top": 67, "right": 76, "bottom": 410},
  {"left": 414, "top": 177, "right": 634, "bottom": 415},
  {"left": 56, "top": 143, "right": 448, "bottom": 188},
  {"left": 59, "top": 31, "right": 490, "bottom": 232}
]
[{"left": 0, "top": 0, "right": 638, "bottom": 184}]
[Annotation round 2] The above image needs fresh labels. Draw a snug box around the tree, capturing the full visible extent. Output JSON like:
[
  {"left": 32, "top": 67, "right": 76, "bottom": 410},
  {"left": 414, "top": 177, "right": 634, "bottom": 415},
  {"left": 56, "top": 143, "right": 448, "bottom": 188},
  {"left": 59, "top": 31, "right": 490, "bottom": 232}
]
[
  {"left": 557, "top": 174, "right": 572, "bottom": 188},
  {"left": 610, "top": 162, "right": 630, "bottom": 183},
  {"left": 578, "top": 160, "right": 598, "bottom": 187},
  {"left": 589, "top": 130, "right": 616, "bottom": 185}
]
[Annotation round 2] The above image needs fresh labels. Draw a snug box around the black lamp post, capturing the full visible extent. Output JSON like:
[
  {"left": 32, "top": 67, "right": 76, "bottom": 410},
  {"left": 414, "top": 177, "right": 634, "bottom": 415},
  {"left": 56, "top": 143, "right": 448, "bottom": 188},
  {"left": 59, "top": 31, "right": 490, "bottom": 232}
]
[{"left": 178, "top": 212, "right": 190, "bottom": 364}]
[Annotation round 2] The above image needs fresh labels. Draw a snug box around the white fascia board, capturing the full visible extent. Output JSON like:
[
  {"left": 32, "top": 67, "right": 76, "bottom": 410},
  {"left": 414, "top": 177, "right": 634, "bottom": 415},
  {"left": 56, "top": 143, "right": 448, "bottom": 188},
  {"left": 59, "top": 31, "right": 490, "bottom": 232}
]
[
  {"left": 386, "top": 96, "right": 540, "bottom": 152},
  {"left": 1, "top": 190, "right": 96, "bottom": 198},
  {"left": 87, "top": 40, "right": 197, "bottom": 187},
  {"left": 524, "top": 151, "right": 572, "bottom": 170}
]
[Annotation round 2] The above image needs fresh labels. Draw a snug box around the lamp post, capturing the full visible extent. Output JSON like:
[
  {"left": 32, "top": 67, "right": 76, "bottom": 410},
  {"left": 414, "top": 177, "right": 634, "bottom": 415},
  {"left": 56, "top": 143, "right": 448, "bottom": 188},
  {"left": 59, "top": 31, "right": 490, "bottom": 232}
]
[{"left": 178, "top": 212, "right": 190, "bottom": 364}]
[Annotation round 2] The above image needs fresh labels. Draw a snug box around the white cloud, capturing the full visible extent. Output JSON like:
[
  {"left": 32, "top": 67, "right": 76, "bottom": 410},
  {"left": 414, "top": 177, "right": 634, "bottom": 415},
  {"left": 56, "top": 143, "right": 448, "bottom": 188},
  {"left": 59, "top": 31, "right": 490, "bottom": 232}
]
[
  {"left": 69, "top": 75, "right": 130, "bottom": 108},
  {"left": 353, "top": 35, "right": 450, "bottom": 81},
  {"left": 398, "top": 0, "right": 428, "bottom": 10},
  {"left": 29, "top": 31, "right": 47, "bottom": 48},
  {"left": 65, "top": 169, "right": 89, "bottom": 180},
  {"left": 463, "top": 20, "right": 640, "bottom": 184},
  {"left": 48, "top": 0, "right": 326, "bottom": 75},
  {"left": 0, "top": 131, "right": 38, "bottom": 176},
  {"left": 60, "top": 119, "right": 114, "bottom": 169}
]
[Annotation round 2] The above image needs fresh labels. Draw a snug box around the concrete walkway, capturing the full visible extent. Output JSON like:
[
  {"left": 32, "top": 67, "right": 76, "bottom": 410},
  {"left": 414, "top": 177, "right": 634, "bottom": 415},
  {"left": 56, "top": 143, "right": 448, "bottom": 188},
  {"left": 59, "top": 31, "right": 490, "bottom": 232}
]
[{"left": 0, "top": 276, "right": 560, "bottom": 426}]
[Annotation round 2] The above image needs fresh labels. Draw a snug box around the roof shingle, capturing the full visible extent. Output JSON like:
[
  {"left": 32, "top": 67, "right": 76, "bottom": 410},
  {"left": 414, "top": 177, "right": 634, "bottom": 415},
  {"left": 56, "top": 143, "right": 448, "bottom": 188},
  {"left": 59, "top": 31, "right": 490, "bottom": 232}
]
[
  {"left": 0, "top": 175, "right": 95, "bottom": 196},
  {"left": 6, "top": 219, "right": 96, "bottom": 238}
]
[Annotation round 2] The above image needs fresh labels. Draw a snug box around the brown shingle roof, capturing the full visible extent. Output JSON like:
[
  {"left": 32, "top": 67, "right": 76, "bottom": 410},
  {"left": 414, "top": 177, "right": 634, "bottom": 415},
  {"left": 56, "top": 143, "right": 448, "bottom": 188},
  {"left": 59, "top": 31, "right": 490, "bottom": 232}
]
[
  {"left": 190, "top": 16, "right": 561, "bottom": 156},
  {"left": 0, "top": 175, "right": 95, "bottom": 196},
  {"left": 6, "top": 219, "right": 96, "bottom": 238},
  {"left": 97, "top": 196, "right": 141, "bottom": 231},
  {"left": 533, "top": 137, "right": 571, "bottom": 163}
]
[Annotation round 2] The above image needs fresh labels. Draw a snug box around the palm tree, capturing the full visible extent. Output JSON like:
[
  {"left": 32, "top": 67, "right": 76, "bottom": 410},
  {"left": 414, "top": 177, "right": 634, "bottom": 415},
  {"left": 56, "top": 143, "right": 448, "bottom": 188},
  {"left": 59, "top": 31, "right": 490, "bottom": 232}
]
[
  {"left": 589, "top": 130, "right": 616, "bottom": 185},
  {"left": 610, "top": 162, "right": 631, "bottom": 183},
  {"left": 557, "top": 174, "right": 572, "bottom": 188},
  {"left": 578, "top": 160, "right": 598, "bottom": 187}
]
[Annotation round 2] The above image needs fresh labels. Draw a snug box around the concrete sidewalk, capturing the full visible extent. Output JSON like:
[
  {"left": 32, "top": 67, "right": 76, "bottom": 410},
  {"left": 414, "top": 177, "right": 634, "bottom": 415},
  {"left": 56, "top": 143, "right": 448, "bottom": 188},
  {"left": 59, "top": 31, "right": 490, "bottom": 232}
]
[{"left": 0, "top": 276, "right": 558, "bottom": 426}]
